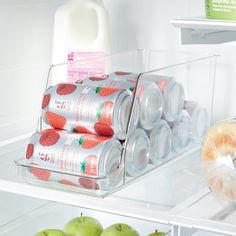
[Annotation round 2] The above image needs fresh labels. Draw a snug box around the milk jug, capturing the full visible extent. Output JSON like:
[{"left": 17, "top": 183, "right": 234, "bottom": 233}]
[{"left": 51, "top": 0, "right": 110, "bottom": 85}]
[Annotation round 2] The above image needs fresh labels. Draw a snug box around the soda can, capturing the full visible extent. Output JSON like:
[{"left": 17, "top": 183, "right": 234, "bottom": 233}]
[
  {"left": 25, "top": 129, "right": 123, "bottom": 190},
  {"left": 108, "top": 71, "right": 138, "bottom": 80},
  {"left": 78, "top": 75, "right": 135, "bottom": 92},
  {"left": 124, "top": 128, "right": 150, "bottom": 177},
  {"left": 78, "top": 77, "right": 140, "bottom": 135},
  {"left": 109, "top": 73, "right": 184, "bottom": 123},
  {"left": 171, "top": 110, "right": 192, "bottom": 152},
  {"left": 103, "top": 72, "right": 163, "bottom": 130},
  {"left": 41, "top": 83, "right": 139, "bottom": 140},
  {"left": 147, "top": 119, "right": 172, "bottom": 164},
  {"left": 145, "top": 74, "right": 185, "bottom": 123},
  {"left": 184, "top": 101, "right": 210, "bottom": 138},
  {"left": 158, "top": 77, "right": 185, "bottom": 123}
]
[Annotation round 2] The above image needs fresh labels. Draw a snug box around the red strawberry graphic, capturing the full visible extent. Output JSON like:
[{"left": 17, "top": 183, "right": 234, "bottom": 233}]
[
  {"left": 80, "top": 155, "right": 98, "bottom": 176},
  {"left": 79, "top": 177, "right": 99, "bottom": 190},
  {"left": 39, "top": 129, "right": 60, "bottom": 146},
  {"left": 94, "top": 123, "right": 114, "bottom": 136},
  {"left": 128, "top": 78, "right": 137, "bottom": 84},
  {"left": 157, "top": 79, "right": 168, "bottom": 92},
  {"left": 97, "top": 101, "right": 114, "bottom": 126},
  {"left": 56, "top": 83, "right": 77, "bottom": 95},
  {"left": 95, "top": 87, "right": 119, "bottom": 97},
  {"left": 58, "top": 179, "right": 79, "bottom": 187},
  {"left": 114, "top": 71, "right": 131, "bottom": 76},
  {"left": 89, "top": 76, "right": 107, "bottom": 81},
  {"left": 85, "top": 155, "right": 98, "bottom": 175},
  {"left": 45, "top": 112, "right": 67, "bottom": 129},
  {"left": 78, "top": 134, "right": 109, "bottom": 149},
  {"left": 41, "top": 128, "right": 60, "bottom": 134},
  {"left": 41, "top": 94, "right": 51, "bottom": 109},
  {"left": 73, "top": 126, "right": 93, "bottom": 134},
  {"left": 26, "top": 143, "right": 34, "bottom": 159},
  {"left": 30, "top": 164, "right": 51, "bottom": 181}
]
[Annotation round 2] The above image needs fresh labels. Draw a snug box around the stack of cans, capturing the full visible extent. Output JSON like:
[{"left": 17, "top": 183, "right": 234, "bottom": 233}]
[
  {"left": 25, "top": 82, "right": 142, "bottom": 190},
  {"left": 80, "top": 71, "right": 209, "bottom": 174},
  {"left": 25, "top": 70, "right": 210, "bottom": 190}
]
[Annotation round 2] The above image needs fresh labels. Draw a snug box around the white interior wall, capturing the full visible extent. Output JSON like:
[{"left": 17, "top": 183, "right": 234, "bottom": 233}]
[{"left": 0, "top": 0, "right": 64, "bottom": 141}]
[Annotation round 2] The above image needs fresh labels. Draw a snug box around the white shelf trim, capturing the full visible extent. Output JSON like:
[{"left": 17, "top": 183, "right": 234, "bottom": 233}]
[{"left": 171, "top": 18, "right": 236, "bottom": 44}]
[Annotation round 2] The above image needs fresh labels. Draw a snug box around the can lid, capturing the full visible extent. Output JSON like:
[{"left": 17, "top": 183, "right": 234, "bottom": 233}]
[
  {"left": 164, "top": 81, "right": 185, "bottom": 122},
  {"left": 120, "top": 96, "right": 139, "bottom": 136},
  {"left": 139, "top": 82, "right": 163, "bottom": 130},
  {"left": 125, "top": 128, "right": 150, "bottom": 176},
  {"left": 100, "top": 139, "right": 123, "bottom": 186},
  {"left": 192, "top": 106, "right": 209, "bottom": 137},
  {"left": 149, "top": 120, "right": 172, "bottom": 163},
  {"left": 114, "top": 90, "right": 139, "bottom": 139},
  {"left": 112, "top": 90, "right": 131, "bottom": 139},
  {"left": 172, "top": 110, "right": 191, "bottom": 151}
]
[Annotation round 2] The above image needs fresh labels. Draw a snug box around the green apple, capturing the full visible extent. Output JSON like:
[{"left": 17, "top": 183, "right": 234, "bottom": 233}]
[
  {"left": 101, "top": 223, "right": 140, "bottom": 236},
  {"left": 34, "top": 229, "right": 66, "bottom": 236},
  {"left": 147, "top": 229, "right": 165, "bottom": 236},
  {"left": 64, "top": 213, "right": 103, "bottom": 236}
]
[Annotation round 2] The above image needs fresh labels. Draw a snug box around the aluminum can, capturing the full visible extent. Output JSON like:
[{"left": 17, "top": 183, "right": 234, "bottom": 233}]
[
  {"left": 171, "top": 109, "right": 192, "bottom": 152},
  {"left": 184, "top": 100, "right": 210, "bottom": 138},
  {"left": 25, "top": 129, "right": 123, "bottom": 190},
  {"left": 41, "top": 83, "right": 137, "bottom": 140},
  {"left": 145, "top": 74, "right": 185, "bottom": 123},
  {"left": 124, "top": 128, "right": 150, "bottom": 177},
  {"left": 147, "top": 119, "right": 172, "bottom": 164},
  {"left": 157, "top": 76, "right": 185, "bottom": 123},
  {"left": 78, "top": 77, "right": 140, "bottom": 135},
  {"left": 103, "top": 72, "right": 163, "bottom": 130}
]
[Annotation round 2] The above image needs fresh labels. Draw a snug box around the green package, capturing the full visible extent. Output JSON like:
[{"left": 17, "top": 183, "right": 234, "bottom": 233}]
[{"left": 205, "top": 0, "right": 236, "bottom": 20}]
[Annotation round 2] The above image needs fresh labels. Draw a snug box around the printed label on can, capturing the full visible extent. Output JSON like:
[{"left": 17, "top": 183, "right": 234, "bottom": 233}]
[
  {"left": 41, "top": 84, "right": 130, "bottom": 137},
  {"left": 67, "top": 51, "right": 107, "bottom": 83},
  {"left": 81, "top": 77, "right": 135, "bottom": 93},
  {"left": 25, "top": 129, "right": 112, "bottom": 176}
]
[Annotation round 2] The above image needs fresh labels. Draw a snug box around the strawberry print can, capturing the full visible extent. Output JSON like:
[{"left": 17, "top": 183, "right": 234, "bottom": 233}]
[
  {"left": 41, "top": 83, "right": 135, "bottom": 140},
  {"left": 103, "top": 72, "right": 163, "bottom": 130},
  {"left": 25, "top": 129, "right": 123, "bottom": 190},
  {"left": 78, "top": 77, "right": 140, "bottom": 135},
  {"left": 108, "top": 71, "right": 138, "bottom": 81},
  {"left": 78, "top": 75, "right": 135, "bottom": 92},
  {"left": 124, "top": 128, "right": 150, "bottom": 177}
]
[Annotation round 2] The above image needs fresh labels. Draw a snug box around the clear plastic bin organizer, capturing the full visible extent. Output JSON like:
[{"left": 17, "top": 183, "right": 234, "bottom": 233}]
[
  {"left": 0, "top": 202, "right": 171, "bottom": 236},
  {"left": 14, "top": 49, "right": 218, "bottom": 197}
]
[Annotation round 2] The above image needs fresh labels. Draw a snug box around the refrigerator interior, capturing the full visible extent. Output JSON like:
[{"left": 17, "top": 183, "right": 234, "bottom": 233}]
[{"left": 0, "top": 0, "right": 236, "bottom": 236}]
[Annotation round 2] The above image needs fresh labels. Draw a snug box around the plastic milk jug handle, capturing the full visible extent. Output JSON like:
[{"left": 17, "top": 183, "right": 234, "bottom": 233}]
[{"left": 89, "top": 0, "right": 108, "bottom": 43}]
